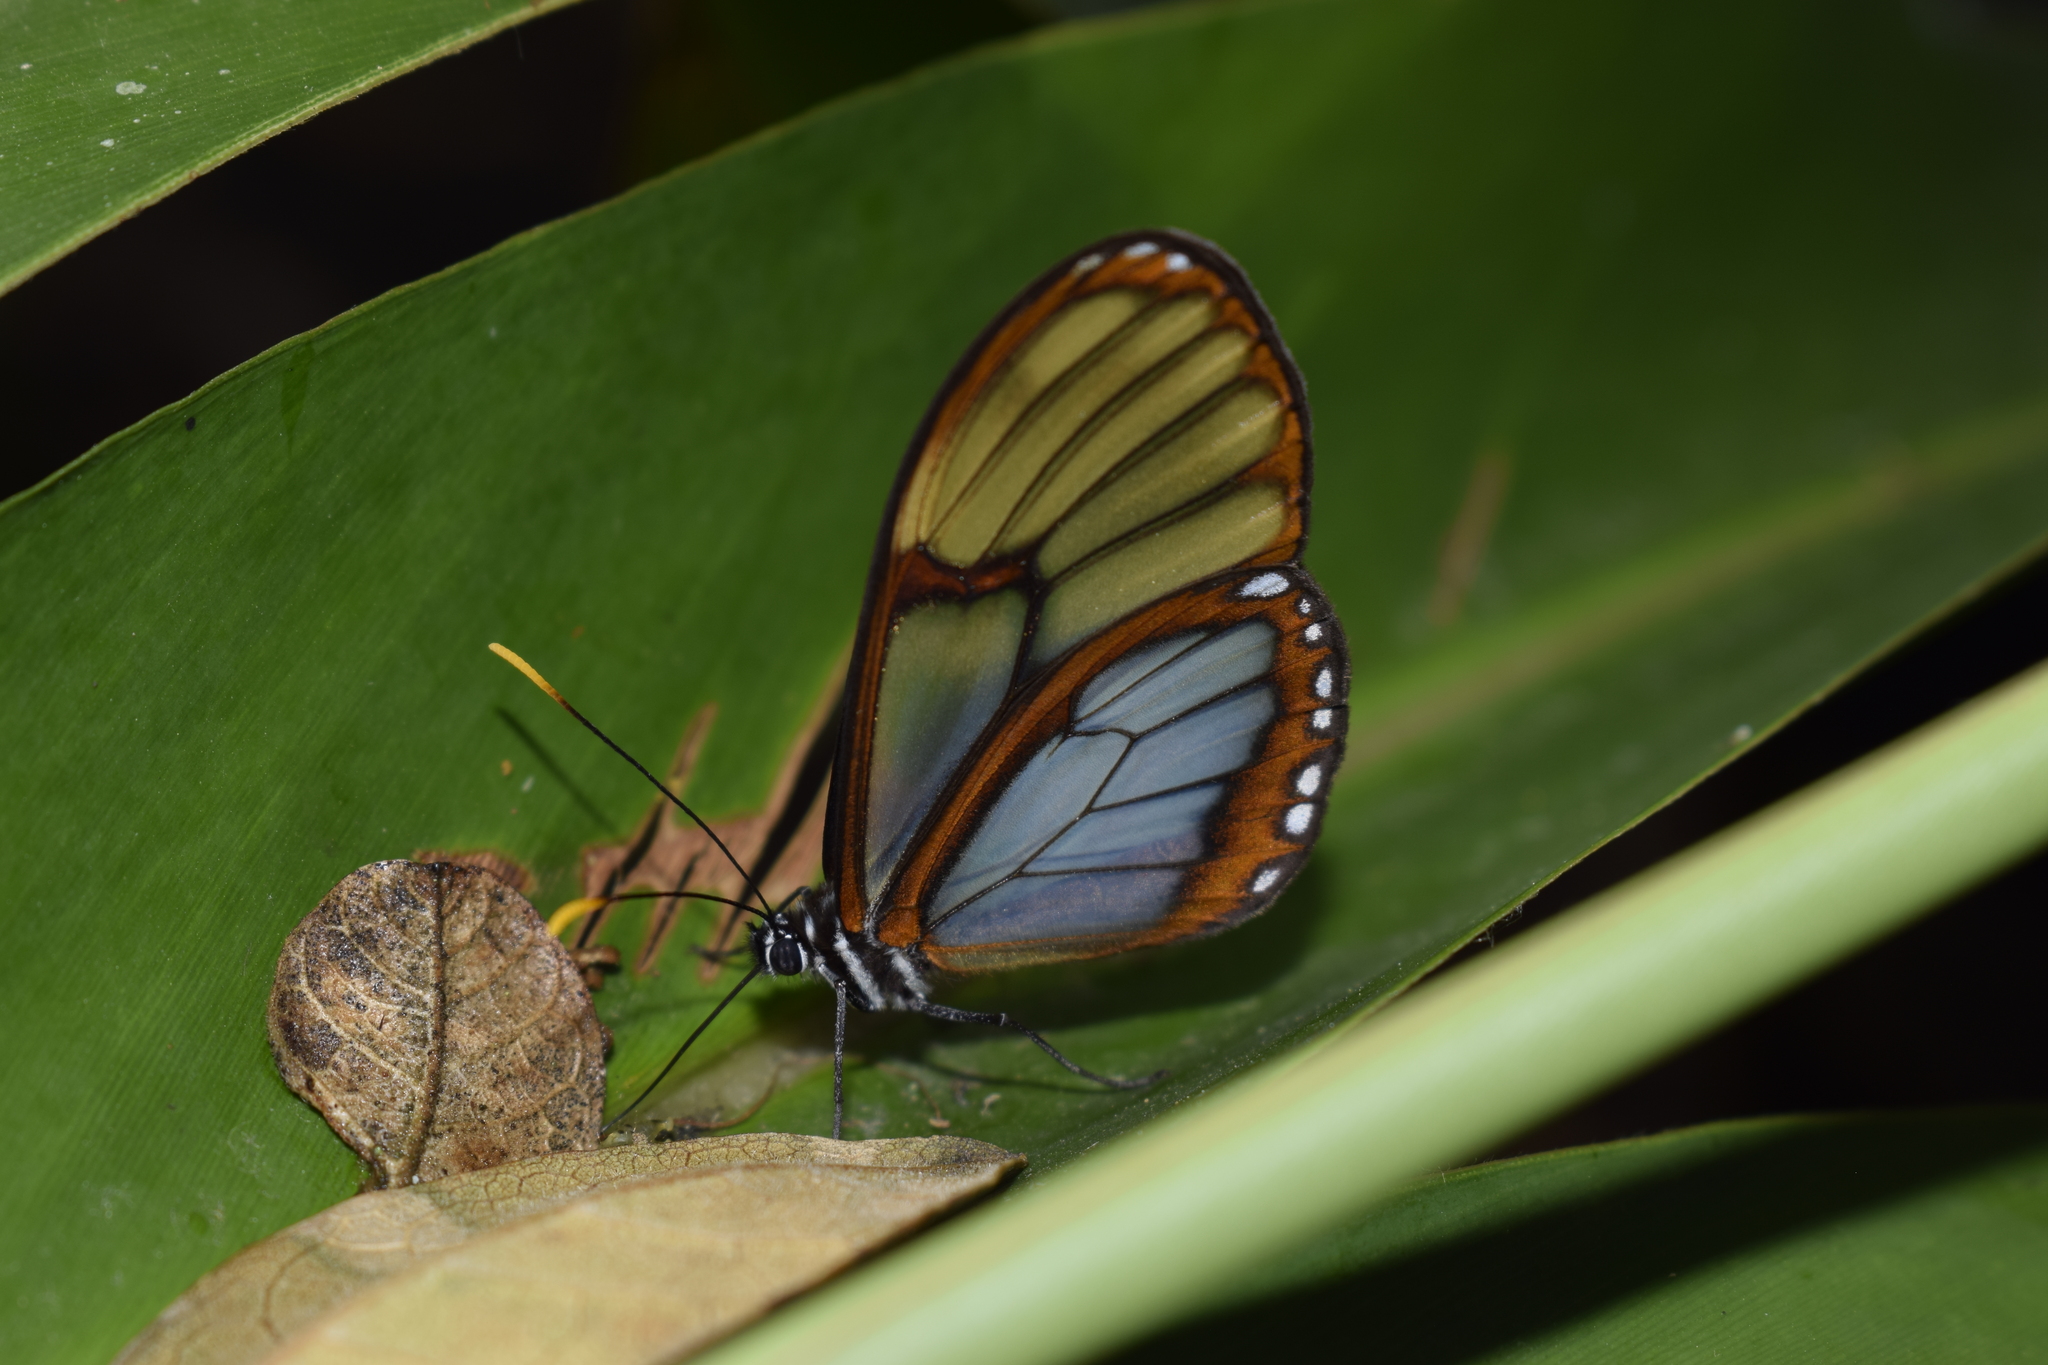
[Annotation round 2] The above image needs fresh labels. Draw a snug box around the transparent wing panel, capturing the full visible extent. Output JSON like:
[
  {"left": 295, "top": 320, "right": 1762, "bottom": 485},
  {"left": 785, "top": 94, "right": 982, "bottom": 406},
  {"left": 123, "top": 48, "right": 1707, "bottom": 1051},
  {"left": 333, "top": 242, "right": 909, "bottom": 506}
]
[{"left": 865, "top": 590, "right": 1026, "bottom": 898}]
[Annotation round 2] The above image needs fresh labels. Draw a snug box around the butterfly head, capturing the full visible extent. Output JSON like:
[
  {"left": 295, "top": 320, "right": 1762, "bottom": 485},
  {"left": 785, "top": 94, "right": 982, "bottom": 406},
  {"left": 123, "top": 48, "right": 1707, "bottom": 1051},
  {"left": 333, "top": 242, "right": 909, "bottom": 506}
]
[
  {"left": 750, "top": 887, "right": 831, "bottom": 979},
  {"left": 750, "top": 914, "right": 807, "bottom": 978}
]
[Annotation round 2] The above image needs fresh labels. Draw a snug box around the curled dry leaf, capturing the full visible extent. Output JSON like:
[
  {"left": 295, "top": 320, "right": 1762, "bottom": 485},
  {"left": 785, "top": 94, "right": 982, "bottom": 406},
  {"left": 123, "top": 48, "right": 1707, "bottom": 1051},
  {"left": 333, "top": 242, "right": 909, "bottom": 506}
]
[
  {"left": 407, "top": 848, "right": 534, "bottom": 895},
  {"left": 114, "top": 1134, "right": 1023, "bottom": 1365},
  {"left": 578, "top": 673, "right": 843, "bottom": 984},
  {"left": 267, "top": 860, "right": 606, "bottom": 1186}
]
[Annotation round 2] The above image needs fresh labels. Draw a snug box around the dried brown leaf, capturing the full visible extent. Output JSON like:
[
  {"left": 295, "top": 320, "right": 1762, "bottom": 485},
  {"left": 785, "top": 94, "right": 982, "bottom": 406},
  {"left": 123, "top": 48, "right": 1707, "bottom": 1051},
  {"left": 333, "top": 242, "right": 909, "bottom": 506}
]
[
  {"left": 114, "top": 1135, "right": 1022, "bottom": 1365},
  {"left": 406, "top": 849, "right": 534, "bottom": 895},
  {"left": 267, "top": 860, "right": 605, "bottom": 1187},
  {"left": 577, "top": 656, "right": 844, "bottom": 982}
]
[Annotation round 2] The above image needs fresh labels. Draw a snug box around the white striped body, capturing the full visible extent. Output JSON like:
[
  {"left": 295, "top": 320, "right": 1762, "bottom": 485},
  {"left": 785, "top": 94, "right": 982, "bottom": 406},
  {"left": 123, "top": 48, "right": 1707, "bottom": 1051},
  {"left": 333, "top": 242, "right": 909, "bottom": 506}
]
[{"left": 751, "top": 886, "right": 931, "bottom": 1012}]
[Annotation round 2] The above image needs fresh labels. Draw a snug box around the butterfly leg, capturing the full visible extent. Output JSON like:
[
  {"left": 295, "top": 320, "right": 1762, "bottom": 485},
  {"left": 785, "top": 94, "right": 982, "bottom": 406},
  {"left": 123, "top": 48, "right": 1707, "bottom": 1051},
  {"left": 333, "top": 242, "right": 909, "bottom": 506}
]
[
  {"left": 832, "top": 980, "right": 848, "bottom": 1142},
  {"left": 907, "top": 999, "right": 1167, "bottom": 1091}
]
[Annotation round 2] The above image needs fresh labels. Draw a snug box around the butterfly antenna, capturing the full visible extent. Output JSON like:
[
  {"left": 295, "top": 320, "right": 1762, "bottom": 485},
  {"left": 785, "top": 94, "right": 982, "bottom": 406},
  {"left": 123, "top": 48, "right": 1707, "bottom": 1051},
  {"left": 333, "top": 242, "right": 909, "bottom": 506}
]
[
  {"left": 606, "top": 889, "right": 767, "bottom": 920},
  {"left": 491, "top": 643, "right": 775, "bottom": 916},
  {"left": 550, "top": 889, "right": 768, "bottom": 940},
  {"left": 600, "top": 964, "right": 763, "bottom": 1135}
]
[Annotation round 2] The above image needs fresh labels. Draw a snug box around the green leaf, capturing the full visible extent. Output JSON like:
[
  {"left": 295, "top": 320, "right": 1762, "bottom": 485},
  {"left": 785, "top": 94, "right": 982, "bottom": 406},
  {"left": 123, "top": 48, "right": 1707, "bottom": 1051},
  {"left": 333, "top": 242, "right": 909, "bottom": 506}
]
[
  {"left": 0, "top": 0, "right": 589, "bottom": 295},
  {"left": 6, "top": 0, "right": 2048, "bottom": 1359},
  {"left": 1121, "top": 1109, "right": 2048, "bottom": 1361},
  {"left": 695, "top": 657, "right": 2048, "bottom": 1365}
]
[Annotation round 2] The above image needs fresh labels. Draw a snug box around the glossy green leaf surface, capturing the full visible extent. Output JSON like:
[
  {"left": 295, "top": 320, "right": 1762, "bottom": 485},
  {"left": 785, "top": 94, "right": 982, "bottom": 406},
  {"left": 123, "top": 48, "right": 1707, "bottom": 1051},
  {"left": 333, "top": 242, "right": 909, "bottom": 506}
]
[
  {"left": 0, "top": 0, "right": 586, "bottom": 295},
  {"left": 699, "top": 660, "right": 2048, "bottom": 1365},
  {"left": 6, "top": 0, "right": 2048, "bottom": 1360},
  {"left": 1112, "top": 1110, "right": 2048, "bottom": 1362}
]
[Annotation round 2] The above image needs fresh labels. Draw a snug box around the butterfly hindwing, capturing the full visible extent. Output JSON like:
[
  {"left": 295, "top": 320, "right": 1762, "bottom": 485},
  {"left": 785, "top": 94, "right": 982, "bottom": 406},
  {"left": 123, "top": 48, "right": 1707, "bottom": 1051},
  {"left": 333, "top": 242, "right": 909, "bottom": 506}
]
[
  {"left": 826, "top": 230, "right": 1344, "bottom": 966},
  {"left": 894, "top": 566, "right": 1348, "bottom": 970}
]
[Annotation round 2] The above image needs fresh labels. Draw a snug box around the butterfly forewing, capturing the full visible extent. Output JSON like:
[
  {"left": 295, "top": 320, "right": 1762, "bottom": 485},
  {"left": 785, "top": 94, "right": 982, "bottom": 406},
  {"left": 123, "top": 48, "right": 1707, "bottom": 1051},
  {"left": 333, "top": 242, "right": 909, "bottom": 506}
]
[{"left": 828, "top": 230, "right": 1342, "bottom": 966}]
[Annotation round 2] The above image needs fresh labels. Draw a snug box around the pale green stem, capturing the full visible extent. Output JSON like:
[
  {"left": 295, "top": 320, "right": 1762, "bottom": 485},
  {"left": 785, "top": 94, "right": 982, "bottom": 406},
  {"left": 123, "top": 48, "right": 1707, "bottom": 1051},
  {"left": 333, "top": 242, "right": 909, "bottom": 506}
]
[{"left": 700, "top": 658, "right": 2048, "bottom": 1365}]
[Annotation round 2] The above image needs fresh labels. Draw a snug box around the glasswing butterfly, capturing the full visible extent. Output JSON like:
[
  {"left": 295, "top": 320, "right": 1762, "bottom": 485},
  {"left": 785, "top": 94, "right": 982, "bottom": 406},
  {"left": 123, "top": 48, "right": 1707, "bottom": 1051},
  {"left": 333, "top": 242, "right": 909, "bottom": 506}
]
[{"left": 496, "top": 228, "right": 1350, "bottom": 1138}]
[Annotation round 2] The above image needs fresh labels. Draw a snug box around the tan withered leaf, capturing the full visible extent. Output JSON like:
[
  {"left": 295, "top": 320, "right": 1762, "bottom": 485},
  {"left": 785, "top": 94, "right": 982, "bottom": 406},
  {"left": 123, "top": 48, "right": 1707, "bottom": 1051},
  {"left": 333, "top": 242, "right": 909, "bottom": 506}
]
[
  {"left": 268, "top": 860, "right": 606, "bottom": 1186},
  {"left": 113, "top": 1134, "right": 1022, "bottom": 1365},
  {"left": 578, "top": 658, "right": 844, "bottom": 982}
]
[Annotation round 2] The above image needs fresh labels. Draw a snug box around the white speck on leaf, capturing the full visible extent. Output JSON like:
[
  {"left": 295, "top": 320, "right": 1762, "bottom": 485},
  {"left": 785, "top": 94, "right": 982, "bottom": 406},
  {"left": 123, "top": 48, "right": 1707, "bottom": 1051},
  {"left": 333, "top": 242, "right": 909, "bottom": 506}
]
[
  {"left": 116, "top": 80, "right": 146, "bottom": 94},
  {"left": 218, "top": 68, "right": 231, "bottom": 75},
  {"left": 100, "top": 139, "right": 116, "bottom": 148}
]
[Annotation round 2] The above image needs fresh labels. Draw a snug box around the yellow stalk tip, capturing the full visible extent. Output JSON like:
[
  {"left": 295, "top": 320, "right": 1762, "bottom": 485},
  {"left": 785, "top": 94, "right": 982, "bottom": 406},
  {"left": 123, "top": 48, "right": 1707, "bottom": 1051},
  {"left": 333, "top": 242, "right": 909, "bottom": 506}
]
[
  {"left": 489, "top": 642, "right": 568, "bottom": 707},
  {"left": 548, "top": 898, "right": 609, "bottom": 939}
]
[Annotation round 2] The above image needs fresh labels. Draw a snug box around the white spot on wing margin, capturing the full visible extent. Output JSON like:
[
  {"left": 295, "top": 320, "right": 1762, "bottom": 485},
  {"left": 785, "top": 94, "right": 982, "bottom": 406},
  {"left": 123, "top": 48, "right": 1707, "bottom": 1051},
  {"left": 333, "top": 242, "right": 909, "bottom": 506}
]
[{"left": 1240, "top": 572, "right": 1289, "bottom": 598}]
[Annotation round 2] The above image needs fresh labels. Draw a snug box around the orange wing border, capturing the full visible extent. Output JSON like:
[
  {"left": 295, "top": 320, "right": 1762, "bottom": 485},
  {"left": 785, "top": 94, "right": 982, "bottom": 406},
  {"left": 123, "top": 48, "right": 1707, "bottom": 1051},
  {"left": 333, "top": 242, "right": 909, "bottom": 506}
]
[
  {"left": 826, "top": 229, "right": 1321, "bottom": 941},
  {"left": 890, "top": 565, "right": 1349, "bottom": 970}
]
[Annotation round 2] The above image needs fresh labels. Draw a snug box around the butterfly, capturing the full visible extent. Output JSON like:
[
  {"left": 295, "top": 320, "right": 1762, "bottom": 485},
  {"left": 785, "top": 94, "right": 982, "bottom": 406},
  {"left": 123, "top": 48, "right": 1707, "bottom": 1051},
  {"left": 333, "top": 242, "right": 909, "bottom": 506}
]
[{"left": 496, "top": 228, "right": 1349, "bottom": 1138}]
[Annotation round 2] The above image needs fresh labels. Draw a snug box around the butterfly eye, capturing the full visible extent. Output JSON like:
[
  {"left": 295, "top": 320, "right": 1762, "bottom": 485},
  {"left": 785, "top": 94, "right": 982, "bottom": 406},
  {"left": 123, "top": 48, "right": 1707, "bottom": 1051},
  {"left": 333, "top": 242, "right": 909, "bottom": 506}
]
[{"left": 768, "top": 934, "right": 807, "bottom": 978}]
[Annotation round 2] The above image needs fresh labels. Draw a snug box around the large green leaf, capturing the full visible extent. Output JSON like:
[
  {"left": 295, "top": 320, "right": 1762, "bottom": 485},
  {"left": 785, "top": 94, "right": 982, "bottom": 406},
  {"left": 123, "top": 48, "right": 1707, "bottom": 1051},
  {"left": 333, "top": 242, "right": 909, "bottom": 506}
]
[
  {"left": 1115, "top": 1109, "right": 2048, "bottom": 1361},
  {"left": 5, "top": 0, "right": 2048, "bottom": 1359},
  {"left": 0, "top": 0, "right": 588, "bottom": 295},
  {"left": 697, "top": 659, "right": 2048, "bottom": 1365}
]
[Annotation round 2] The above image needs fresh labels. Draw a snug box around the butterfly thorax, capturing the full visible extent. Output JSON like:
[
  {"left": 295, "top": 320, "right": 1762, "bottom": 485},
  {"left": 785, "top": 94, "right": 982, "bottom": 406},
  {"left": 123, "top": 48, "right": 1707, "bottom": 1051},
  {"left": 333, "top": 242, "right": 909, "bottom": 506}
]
[{"left": 749, "top": 885, "right": 931, "bottom": 1013}]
